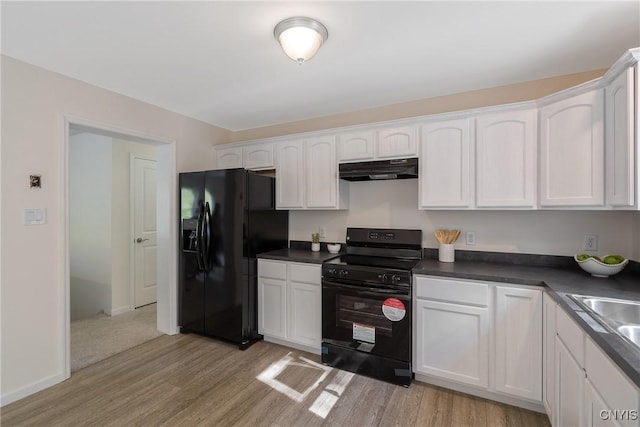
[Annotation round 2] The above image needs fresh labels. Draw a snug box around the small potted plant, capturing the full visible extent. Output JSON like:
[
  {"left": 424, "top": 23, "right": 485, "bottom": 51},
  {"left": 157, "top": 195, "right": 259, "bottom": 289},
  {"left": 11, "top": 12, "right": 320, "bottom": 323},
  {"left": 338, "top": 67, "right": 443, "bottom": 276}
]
[{"left": 311, "top": 233, "right": 320, "bottom": 252}]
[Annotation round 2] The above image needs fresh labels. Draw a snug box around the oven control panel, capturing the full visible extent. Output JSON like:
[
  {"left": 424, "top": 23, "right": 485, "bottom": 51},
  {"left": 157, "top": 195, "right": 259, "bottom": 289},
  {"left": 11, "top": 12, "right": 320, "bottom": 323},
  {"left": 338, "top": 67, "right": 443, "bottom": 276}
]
[
  {"left": 368, "top": 231, "right": 395, "bottom": 240},
  {"left": 322, "top": 265, "right": 411, "bottom": 287}
]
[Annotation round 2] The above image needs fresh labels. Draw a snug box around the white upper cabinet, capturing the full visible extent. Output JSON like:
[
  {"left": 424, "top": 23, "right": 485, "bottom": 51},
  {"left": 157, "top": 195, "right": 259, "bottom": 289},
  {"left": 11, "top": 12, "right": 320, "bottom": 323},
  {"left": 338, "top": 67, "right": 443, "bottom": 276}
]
[
  {"left": 244, "top": 143, "right": 274, "bottom": 170},
  {"left": 419, "top": 118, "right": 473, "bottom": 208},
  {"left": 305, "top": 137, "right": 338, "bottom": 209},
  {"left": 214, "top": 146, "right": 243, "bottom": 169},
  {"left": 338, "top": 131, "right": 375, "bottom": 162},
  {"left": 476, "top": 109, "right": 537, "bottom": 208},
  {"left": 275, "top": 140, "right": 305, "bottom": 209},
  {"left": 275, "top": 137, "right": 347, "bottom": 210},
  {"left": 214, "top": 143, "right": 274, "bottom": 170},
  {"left": 605, "top": 67, "right": 636, "bottom": 207},
  {"left": 539, "top": 89, "right": 605, "bottom": 207},
  {"left": 376, "top": 126, "right": 418, "bottom": 159}
]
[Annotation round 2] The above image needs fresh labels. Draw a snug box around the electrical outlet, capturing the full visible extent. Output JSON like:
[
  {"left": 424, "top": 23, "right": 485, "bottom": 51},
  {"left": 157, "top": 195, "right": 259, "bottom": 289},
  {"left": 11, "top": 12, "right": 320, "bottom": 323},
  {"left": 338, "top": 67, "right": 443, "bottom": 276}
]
[
  {"left": 319, "top": 226, "right": 327, "bottom": 238},
  {"left": 583, "top": 234, "right": 598, "bottom": 251},
  {"left": 465, "top": 231, "right": 476, "bottom": 246}
]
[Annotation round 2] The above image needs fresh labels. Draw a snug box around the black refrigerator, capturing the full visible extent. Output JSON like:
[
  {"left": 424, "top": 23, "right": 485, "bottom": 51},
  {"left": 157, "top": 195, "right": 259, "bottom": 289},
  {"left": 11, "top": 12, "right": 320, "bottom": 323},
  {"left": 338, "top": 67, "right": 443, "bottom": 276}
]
[{"left": 178, "top": 169, "right": 288, "bottom": 349}]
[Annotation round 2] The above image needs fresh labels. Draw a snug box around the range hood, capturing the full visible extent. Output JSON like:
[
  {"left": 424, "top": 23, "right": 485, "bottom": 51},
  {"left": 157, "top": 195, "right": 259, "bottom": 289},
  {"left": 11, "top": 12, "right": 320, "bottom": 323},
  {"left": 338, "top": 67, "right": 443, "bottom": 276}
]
[{"left": 339, "top": 158, "right": 418, "bottom": 181}]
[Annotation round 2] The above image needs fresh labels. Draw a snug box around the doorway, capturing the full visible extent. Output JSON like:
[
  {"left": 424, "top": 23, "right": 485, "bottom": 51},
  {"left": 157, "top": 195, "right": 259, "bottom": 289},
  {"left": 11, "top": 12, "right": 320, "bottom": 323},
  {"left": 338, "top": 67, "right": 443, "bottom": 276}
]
[{"left": 63, "top": 117, "right": 177, "bottom": 378}]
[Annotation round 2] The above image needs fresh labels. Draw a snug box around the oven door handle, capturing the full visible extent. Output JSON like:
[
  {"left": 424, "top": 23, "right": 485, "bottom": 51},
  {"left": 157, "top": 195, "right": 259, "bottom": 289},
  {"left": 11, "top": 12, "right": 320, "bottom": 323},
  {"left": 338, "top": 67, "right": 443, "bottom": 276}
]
[{"left": 322, "top": 280, "right": 410, "bottom": 297}]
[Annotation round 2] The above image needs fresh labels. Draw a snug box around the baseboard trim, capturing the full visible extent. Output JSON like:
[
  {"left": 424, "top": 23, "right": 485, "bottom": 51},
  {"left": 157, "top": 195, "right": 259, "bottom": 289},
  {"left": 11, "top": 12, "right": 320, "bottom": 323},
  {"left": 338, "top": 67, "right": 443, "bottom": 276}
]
[
  {"left": 1, "top": 372, "right": 66, "bottom": 407},
  {"left": 414, "top": 373, "right": 546, "bottom": 414},
  {"left": 263, "top": 336, "right": 320, "bottom": 355},
  {"left": 110, "top": 305, "right": 132, "bottom": 316}
]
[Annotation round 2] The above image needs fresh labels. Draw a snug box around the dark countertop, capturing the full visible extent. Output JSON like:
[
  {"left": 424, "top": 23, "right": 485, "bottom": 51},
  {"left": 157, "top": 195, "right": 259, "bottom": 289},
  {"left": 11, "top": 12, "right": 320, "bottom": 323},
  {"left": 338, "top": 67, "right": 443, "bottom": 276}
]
[
  {"left": 258, "top": 248, "right": 341, "bottom": 264},
  {"left": 413, "top": 258, "right": 640, "bottom": 389}
]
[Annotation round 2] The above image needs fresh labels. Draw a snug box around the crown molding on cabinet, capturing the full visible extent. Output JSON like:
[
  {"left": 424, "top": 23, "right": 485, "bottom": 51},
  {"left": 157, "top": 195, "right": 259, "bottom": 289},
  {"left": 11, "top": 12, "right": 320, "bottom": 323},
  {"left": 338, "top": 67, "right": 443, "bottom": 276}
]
[
  {"left": 216, "top": 48, "right": 639, "bottom": 149},
  {"left": 601, "top": 47, "right": 640, "bottom": 85},
  {"left": 215, "top": 100, "right": 538, "bottom": 149}
]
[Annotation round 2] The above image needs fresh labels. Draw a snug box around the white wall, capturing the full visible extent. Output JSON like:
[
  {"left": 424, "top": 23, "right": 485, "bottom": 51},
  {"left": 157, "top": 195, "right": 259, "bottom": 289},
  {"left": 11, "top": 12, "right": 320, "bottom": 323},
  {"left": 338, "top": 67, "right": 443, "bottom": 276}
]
[
  {"left": 290, "top": 180, "right": 636, "bottom": 258},
  {"left": 69, "top": 133, "right": 113, "bottom": 321},
  {"left": 0, "top": 56, "right": 231, "bottom": 404},
  {"left": 111, "top": 138, "right": 157, "bottom": 314}
]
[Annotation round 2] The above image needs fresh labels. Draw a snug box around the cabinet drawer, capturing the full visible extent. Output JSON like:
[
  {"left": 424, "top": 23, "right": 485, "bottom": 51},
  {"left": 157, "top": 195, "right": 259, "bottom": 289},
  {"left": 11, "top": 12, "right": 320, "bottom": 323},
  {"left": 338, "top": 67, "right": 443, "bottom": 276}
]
[
  {"left": 556, "top": 307, "right": 585, "bottom": 366},
  {"left": 258, "top": 260, "right": 287, "bottom": 280},
  {"left": 585, "top": 337, "right": 639, "bottom": 411},
  {"left": 289, "top": 263, "right": 321, "bottom": 285},
  {"left": 415, "top": 276, "right": 489, "bottom": 306}
]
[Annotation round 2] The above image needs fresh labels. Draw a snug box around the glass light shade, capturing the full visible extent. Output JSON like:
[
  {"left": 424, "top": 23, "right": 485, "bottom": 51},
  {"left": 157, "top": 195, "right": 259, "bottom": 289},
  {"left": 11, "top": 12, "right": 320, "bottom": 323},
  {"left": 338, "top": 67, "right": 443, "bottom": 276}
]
[{"left": 274, "top": 17, "right": 328, "bottom": 64}]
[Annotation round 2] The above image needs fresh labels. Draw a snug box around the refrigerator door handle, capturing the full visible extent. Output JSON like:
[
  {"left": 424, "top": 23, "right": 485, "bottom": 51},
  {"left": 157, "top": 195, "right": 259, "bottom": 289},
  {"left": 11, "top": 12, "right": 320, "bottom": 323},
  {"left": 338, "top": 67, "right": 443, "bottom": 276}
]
[
  {"left": 195, "top": 201, "right": 205, "bottom": 271},
  {"left": 203, "top": 202, "right": 212, "bottom": 271}
]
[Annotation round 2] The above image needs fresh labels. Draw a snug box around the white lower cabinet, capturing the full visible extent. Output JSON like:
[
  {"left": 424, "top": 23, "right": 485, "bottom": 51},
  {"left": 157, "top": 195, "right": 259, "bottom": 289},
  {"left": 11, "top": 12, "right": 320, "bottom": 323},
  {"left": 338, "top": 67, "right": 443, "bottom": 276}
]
[
  {"left": 415, "top": 299, "right": 489, "bottom": 388},
  {"left": 258, "top": 277, "right": 287, "bottom": 339},
  {"left": 556, "top": 335, "right": 585, "bottom": 427},
  {"left": 258, "top": 259, "right": 321, "bottom": 353},
  {"left": 413, "top": 275, "right": 542, "bottom": 409},
  {"left": 584, "top": 337, "right": 640, "bottom": 427},
  {"left": 543, "top": 292, "right": 557, "bottom": 424},
  {"left": 288, "top": 280, "right": 321, "bottom": 348},
  {"left": 494, "top": 286, "right": 543, "bottom": 401},
  {"left": 550, "top": 300, "right": 640, "bottom": 427}
]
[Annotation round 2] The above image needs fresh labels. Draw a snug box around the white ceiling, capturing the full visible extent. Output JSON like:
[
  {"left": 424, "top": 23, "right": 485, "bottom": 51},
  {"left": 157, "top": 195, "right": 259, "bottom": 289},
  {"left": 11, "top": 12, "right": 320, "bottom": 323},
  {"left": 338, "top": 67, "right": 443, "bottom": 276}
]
[{"left": 2, "top": 1, "right": 639, "bottom": 131}]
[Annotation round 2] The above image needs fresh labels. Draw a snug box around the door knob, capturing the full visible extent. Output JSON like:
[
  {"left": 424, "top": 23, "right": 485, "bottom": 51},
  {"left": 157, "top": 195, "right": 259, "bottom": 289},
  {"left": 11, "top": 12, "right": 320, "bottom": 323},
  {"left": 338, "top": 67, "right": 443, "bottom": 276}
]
[{"left": 136, "top": 238, "right": 150, "bottom": 243}]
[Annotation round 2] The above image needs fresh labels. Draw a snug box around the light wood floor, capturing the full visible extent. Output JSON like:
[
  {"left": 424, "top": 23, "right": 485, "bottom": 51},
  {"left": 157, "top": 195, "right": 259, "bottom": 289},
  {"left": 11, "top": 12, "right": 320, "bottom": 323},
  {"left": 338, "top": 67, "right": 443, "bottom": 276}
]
[{"left": 2, "top": 334, "right": 551, "bottom": 426}]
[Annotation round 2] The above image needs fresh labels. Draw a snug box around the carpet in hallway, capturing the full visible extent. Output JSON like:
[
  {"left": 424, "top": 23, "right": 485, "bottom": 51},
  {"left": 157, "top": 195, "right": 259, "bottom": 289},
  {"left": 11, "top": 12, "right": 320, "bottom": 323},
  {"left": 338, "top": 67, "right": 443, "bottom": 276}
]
[{"left": 71, "top": 303, "right": 164, "bottom": 372}]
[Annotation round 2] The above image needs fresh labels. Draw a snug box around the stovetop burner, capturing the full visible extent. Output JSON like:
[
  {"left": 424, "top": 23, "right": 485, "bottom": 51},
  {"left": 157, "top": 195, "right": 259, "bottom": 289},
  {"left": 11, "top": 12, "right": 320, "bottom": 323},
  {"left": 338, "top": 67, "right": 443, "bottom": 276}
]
[{"left": 322, "top": 227, "right": 423, "bottom": 287}]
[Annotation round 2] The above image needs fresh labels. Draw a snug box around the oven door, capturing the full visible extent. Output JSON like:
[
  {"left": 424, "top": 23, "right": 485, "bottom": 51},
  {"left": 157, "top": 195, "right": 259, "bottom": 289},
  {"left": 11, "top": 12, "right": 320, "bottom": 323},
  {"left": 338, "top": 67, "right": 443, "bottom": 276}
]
[{"left": 322, "top": 279, "right": 411, "bottom": 362}]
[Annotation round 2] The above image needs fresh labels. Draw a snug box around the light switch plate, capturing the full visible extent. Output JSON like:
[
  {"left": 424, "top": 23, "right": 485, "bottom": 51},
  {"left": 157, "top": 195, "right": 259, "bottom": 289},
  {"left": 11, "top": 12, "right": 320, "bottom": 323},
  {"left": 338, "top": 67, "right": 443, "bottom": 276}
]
[{"left": 24, "top": 208, "right": 47, "bottom": 225}]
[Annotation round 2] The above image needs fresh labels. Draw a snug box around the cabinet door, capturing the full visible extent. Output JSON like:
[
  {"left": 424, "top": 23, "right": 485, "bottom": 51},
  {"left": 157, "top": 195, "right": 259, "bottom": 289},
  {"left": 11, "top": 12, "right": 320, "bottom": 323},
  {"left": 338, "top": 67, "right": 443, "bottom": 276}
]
[
  {"left": 540, "top": 89, "right": 604, "bottom": 206},
  {"left": 377, "top": 126, "right": 418, "bottom": 159},
  {"left": 585, "top": 338, "right": 640, "bottom": 427},
  {"left": 215, "top": 146, "right": 243, "bottom": 169},
  {"left": 258, "top": 277, "right": 287, "bottom": 339},
  {"left": 244, "top": 143, "right": 274, "bottom": 170},
  {"left": 288, "top": 281, "right": 321, "bottom": 348},
  {"left": 338, "top": 131, "right": 375, "bottom": 162},
  {"left": 305, "top": 137, "right": 338, "bottom": 208},
  {"left": 415, "top": 299, "right": 489, "bottom": 388},
  {"left": 419, "top": 119, "right": 473, "bottom": 208},
  {"left": 543, "top": 293, "right": 557, "bottom": 422},
  {"left": 606, "top": 67, "right": 635, "bottom": 207},
  {"left": 556, "top": 336, "right": 585, "bottom": 427},
  {"left": 494, "top": 286, "right": 542, "bottom": 401},
  {"left": 476, "top": 110, "right": 537, "bottom": 207},
  {"left": 585, "top": 380, "right": 627, "bottom": 427},
  {"left": 275, "top": 140, "right": 305, "bottom": 209}
]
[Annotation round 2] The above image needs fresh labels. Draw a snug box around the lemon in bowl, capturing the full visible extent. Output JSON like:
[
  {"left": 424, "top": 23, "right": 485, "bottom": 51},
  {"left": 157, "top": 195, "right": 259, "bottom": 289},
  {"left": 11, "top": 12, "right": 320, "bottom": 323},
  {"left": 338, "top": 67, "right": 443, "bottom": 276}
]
[{"left": 574, "top": 254, "right": 628, "bottom": 277}]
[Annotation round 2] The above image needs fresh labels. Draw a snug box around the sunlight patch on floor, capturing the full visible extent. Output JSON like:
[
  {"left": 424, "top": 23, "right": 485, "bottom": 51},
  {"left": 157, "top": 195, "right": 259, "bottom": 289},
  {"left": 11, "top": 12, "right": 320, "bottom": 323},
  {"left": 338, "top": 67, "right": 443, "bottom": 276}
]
[
  {"left": 257, "top": 352, "right": 331, "bottom": 402},
  {"left": 256, "top": 352, "right": 355, "bottom": 419}
]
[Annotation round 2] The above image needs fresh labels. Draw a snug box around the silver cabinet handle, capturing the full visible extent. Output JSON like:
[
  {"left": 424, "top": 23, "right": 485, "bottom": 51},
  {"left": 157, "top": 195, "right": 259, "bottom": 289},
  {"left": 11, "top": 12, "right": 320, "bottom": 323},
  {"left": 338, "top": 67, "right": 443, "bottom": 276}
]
[{"left": 136, "top": 238, "right": 150, "bottom": 243}]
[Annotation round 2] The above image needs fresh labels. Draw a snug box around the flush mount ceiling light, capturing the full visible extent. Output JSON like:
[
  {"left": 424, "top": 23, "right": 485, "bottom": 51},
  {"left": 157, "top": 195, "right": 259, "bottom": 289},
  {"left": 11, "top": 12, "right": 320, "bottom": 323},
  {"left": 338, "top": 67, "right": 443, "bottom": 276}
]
[{"left": 274, "top": 17, "right": 328, "bottom": 64}]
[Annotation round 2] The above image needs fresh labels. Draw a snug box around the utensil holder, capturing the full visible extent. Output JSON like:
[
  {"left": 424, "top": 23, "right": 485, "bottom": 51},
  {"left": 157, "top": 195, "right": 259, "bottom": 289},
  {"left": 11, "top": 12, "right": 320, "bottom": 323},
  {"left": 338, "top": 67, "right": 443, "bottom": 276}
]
[
  {"left": 439, "top": 244, "right": 455, "bottom": 262},
  {"left": 311, "top": 242, "right": 320, "bottom": 252}
]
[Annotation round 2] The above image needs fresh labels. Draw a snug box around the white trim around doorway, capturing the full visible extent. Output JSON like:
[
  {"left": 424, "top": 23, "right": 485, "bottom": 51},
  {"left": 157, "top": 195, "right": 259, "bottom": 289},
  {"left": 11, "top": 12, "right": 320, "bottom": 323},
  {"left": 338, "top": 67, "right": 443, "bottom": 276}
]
[{"left": 62, "top": 115, "right": 178, "bottom": 382}]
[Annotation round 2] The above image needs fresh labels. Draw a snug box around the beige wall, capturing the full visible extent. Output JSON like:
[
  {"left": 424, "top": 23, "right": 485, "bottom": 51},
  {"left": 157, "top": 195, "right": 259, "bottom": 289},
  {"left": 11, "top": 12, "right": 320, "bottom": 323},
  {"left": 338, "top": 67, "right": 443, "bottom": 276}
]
[
  {"left": 291, "top": 180, "right": 635, "bottom": 258},
  {"left": 232, "top": 69, "right": 605, "bottom": 142},
  {"left": 0, "top": 56, "right": 230, "bottom": 403},
  {"left": 69, "top": 132, "right": 113, "bottom": 321}
]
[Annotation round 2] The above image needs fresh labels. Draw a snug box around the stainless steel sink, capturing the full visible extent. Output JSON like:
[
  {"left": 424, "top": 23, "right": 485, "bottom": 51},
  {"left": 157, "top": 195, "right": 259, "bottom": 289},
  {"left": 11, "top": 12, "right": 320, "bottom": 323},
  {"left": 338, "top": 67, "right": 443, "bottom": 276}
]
[
  {"left": 619, "top": 325, "right": 640, "bottom": 346},
  {"left": 569, "top": 294, "right": 640, "bottom": 350}
]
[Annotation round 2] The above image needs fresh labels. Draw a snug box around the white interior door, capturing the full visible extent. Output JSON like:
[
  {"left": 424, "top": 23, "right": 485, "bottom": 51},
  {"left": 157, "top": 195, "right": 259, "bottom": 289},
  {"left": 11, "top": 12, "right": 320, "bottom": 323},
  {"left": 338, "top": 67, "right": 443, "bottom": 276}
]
[{"left": 132, "top": 156, "right": 157, "bottom": 308}]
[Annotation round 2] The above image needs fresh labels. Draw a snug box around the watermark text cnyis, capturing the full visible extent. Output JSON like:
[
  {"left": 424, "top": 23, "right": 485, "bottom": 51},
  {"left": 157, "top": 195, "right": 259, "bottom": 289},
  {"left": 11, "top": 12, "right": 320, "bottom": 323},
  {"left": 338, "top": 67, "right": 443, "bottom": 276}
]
[{"left": 600, "top": 409, "right": 638, "bottom": 421}]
